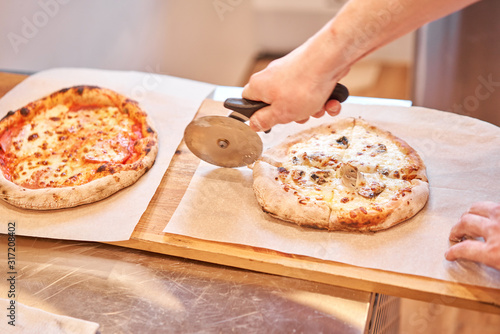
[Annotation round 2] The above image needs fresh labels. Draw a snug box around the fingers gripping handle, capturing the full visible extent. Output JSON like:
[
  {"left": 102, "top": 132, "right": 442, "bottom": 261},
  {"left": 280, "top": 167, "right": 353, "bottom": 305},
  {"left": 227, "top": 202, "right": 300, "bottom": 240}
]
[
  {"left": 223, "top": 82, "right": 350, "bottom": 126},
  {"left": 223, "top": 99, "right": 269, "bottom": 120},
  {"left": 329, "top": 82, "right": 349, "bottom": 104}
]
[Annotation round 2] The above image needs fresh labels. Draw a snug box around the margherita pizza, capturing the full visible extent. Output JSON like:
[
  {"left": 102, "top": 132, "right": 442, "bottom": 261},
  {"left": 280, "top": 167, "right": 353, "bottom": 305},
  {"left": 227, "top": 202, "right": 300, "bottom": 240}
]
[
  {"left": 253, "top": 118, "right": 428, "bottom": 232},
  {"left": 0, "top": 85, "right": 158, "bottom": 210}
]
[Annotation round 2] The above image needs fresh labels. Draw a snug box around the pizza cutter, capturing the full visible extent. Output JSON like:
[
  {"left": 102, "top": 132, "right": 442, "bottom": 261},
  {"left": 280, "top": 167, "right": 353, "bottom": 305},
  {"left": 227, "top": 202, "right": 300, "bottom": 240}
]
[
  {"left": 340, "top": 163, "right": 386, "bottom": 198},
  {"left": 340, "top": 163, "right": 360, "bottom": 189},
  {"left": 184, "top": 83, "right": 350, "bottom": 168}
]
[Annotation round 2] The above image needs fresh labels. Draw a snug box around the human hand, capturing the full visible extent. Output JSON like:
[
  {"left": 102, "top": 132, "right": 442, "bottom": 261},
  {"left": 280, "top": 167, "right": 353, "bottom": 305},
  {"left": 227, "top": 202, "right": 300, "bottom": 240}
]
[
  {"left": 445, "top": 201, "right": 500, "bottom": 271},
  {"left": 242, "top": 38, "right": 348, "bottom": 132},
  {"left": 241, "top": 0, "right": 482, "bottom": 133}
]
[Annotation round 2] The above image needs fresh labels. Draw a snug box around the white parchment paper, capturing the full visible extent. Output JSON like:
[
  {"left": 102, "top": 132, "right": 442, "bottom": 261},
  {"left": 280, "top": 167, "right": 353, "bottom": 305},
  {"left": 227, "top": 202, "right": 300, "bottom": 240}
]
[
  {"left": 0, "top": 298, "right": 99, "bottom": 334},
  {"left": 165, "top": 102, "right": 500, "bottom": 288},
  {"left": 0, "top": 68, "right": 215, "bottom": 241}
]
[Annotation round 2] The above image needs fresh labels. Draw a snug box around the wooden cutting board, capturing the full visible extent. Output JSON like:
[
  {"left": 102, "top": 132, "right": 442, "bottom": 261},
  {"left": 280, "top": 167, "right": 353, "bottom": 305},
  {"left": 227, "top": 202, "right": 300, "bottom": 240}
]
[{"left": 1, "top": 73, "right": 499, "bottom": 314}]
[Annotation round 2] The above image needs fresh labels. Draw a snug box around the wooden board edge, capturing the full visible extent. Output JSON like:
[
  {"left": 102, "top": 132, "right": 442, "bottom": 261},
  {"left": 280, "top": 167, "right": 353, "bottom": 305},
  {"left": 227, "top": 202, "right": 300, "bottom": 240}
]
[{"left": 109, "top": 233, "right": 500, "bottom": 315}]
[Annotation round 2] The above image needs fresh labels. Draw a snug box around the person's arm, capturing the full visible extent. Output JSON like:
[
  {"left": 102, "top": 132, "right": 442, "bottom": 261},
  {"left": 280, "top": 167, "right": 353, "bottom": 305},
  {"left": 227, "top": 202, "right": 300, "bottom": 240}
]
[
  {"left": 242, "top": 0, "right": 480, "bottom": 131},
  {"left": 445, "top": 202, "right": 500, "bottom": 270}
]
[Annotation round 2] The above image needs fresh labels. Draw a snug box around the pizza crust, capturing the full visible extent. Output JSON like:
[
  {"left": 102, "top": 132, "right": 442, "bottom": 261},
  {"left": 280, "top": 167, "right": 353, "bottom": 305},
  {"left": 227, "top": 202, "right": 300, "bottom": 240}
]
[
  {"left": 0, "top": 86, "right": 158, "bottom": 210},
  {"left": 252, "top": 117, "right": 429, "bottom": 232},
  {"left": 253, "top": 161, "right": 331, "bottom": 228},
  {"left": 0, "top": 147, "right": 157, "bottom": 210},
  {"left": 328, "top": 179, "right": 429, "bottom": 232},
  {"left": 352, "top": 118, "right": 428, "bottom": 182}
]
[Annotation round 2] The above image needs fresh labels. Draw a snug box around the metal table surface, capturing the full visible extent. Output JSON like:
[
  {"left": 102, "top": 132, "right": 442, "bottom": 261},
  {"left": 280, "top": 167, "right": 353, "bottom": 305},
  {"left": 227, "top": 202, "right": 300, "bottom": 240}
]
[
  {"left": 0, "top": 77, "right": 411, "bottom": 333},
  {"left": 0, "top": 235, "right": 372, "bottom": 333}
]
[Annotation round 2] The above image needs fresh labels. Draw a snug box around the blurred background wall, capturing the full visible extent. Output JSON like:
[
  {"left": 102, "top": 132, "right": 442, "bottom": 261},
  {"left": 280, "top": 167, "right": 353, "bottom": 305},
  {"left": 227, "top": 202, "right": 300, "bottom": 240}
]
[
  {"left": 0, "top": 0, "right": 413, "bottom": 86},
  {"left": 413, "top": 0, "right": 500, "bottom": 126}
]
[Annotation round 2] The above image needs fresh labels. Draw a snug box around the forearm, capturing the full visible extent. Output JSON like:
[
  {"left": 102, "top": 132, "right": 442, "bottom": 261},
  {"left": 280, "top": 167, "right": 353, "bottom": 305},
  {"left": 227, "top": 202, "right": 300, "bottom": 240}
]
[
  {"left": 308, "top": 0, "right": 481, "bottom": 80},
  {"left": 242, "top": 0, "right": 481, "bottom": 130}
]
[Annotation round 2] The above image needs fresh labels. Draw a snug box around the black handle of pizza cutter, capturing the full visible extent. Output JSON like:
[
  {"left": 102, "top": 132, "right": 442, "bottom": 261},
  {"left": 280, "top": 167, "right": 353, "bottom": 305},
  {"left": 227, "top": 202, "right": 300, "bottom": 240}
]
[{"left": 224, "top": 82, "right": 350, "bottom": 126}]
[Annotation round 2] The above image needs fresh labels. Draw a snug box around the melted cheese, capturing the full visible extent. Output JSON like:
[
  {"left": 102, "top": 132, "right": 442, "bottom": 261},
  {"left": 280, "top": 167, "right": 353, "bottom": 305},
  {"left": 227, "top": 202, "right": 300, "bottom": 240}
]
[
  {"left": 1, "top": 104, "right": 141, "bottom": 189},
  {"left": 343, "top": 124, "right": 410, "bottom": 173},
  {"left": 276, "top": 123, "right": 418, "bottom": 211},
  {"left": 328, "top": 175, "right": 411, "bottom": 211}
]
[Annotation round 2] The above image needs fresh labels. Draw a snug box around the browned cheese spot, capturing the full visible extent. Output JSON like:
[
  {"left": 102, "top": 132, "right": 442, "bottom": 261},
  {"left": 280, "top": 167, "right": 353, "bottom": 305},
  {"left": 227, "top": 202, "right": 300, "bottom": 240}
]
[{"left": 28, "top": 133, "right": 39, "bottom": 141}]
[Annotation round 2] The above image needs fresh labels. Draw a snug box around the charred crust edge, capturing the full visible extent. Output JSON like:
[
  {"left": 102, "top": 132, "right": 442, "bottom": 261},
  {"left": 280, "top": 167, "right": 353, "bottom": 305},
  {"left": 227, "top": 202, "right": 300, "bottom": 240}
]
[
  {"left": 20, "top": 107, "right": 30, "bottom": 117},
  {"left": 1, "top": 110, "right": 15, "bottom": 121}
]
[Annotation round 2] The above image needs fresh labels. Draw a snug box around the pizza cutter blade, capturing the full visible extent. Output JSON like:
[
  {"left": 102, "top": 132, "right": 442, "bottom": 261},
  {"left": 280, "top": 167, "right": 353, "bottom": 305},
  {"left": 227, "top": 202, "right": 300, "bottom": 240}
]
[
  {"left": 340, "top": 163, "right": 362, "bottom": 189},
  {"left": 184, "top": 83, "right": 350, "bottom": 168},
  {"left": 184, "top": 115, "right": 263, "bottom": 168},
  {"left": 340, "top": 163, "right": 386, "bottom": 198}
]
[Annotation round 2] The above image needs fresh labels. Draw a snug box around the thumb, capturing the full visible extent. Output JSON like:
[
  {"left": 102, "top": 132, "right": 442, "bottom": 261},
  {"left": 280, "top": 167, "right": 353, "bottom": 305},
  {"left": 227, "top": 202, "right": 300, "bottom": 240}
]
[
  {"left": 249, "top": 107, "right": 276, "bottom": 132},
  {"left": 241, "top": 83, "right": 253, "bottom": 100}
]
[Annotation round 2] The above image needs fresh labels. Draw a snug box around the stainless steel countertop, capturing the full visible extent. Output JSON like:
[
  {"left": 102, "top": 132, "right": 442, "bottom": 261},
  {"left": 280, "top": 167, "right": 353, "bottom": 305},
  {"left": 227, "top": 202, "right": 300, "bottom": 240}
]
[
  {"left": 0, "top": 235, "right": 372, "bottom": 333},
  {"left": 1, "top": 85, "right": 407, "bottom": 333}
]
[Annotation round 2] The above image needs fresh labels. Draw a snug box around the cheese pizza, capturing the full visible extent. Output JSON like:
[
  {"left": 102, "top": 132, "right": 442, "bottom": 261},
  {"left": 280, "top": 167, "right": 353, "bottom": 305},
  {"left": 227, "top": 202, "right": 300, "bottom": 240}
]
[
  {"left": 253, "top": 118, "right": 428, "bottom": 232},
  {"left": 0, "top": 85, "right": 158, "bottom": 210}
]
